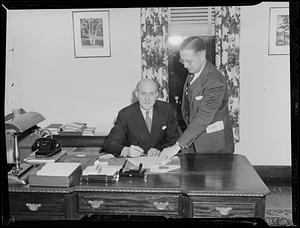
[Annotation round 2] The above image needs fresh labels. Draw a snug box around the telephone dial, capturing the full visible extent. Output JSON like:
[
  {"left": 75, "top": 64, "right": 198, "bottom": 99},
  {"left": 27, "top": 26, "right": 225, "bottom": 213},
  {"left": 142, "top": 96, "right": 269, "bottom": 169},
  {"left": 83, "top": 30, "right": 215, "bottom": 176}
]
[{"left": 31, "top": 137, "right": 62, "bottom": 157}]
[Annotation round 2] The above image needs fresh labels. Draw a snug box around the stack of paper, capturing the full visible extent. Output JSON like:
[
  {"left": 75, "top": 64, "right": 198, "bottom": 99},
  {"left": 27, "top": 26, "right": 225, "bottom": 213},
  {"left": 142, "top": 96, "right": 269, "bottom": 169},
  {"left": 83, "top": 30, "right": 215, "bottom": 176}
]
[
  {"left": 29, "top": 162, "right": 82, "bottom": 187},
  {"left": 60, "top": 122, "right": 87, "bottom": 136},
  {"left": 46, "top": 123, "right": 62, "bottom": 135}
]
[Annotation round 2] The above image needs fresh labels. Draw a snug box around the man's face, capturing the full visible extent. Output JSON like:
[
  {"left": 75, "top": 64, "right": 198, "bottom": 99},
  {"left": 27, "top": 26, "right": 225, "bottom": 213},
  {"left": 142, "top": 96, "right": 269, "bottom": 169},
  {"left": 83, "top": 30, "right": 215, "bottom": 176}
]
[
  {"left": 179, "top": 49, "right": 205, "bottom": 73},
  {"left": 135, "top": 81, "right": 158, "bottom": 110}
]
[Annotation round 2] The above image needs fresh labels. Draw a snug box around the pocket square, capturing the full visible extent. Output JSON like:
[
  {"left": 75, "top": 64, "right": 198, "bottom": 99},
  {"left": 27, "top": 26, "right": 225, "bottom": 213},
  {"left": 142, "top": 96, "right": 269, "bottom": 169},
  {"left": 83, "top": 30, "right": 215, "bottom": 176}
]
[
  {"left": 195, "top": 95, "right": 203, "bottom": 101},
  {"left": 162, "top": 125, "right": 167, "bottom": 130}
]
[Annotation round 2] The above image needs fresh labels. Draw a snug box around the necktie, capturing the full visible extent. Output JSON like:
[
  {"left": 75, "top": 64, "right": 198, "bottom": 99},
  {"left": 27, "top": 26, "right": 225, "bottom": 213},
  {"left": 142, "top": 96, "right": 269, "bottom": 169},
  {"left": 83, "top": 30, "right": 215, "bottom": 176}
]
[
  {"left": 145, "top": 111, "right": 152, "bottom": 133},
  {"left": 189, "top": 73, "right": 195, "bottom": 85},
  {"left": 186, "top": 73, "right": 194, "bottom": 95}
]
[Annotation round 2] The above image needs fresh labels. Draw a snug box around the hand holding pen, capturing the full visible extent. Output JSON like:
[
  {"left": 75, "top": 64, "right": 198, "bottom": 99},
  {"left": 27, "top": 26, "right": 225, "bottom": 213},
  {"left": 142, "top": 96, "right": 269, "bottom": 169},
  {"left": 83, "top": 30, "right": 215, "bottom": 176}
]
[{"left": 127, "top": 145, "right": 144, "bottom": 157}]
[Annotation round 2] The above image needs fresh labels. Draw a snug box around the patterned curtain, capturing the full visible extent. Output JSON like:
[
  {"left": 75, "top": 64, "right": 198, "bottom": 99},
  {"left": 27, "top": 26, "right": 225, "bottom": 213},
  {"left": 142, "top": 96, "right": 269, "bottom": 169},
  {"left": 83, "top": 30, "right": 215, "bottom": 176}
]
[
  {"left": 140, "top": 8, "right": 169, "bottom": 101},
  {"left": 215, "top": 6, "right": 240, "bottom": 143}
]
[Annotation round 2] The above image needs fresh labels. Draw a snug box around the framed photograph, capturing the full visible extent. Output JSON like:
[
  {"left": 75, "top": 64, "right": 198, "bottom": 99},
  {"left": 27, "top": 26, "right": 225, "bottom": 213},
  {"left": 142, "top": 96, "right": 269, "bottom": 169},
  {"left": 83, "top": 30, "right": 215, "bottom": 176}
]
[
  {"left": 72, "top": 10, "right": 111, "bottom": 58},
  {"left": 268, "top": 7, "right": 289, "bottom": 55}
]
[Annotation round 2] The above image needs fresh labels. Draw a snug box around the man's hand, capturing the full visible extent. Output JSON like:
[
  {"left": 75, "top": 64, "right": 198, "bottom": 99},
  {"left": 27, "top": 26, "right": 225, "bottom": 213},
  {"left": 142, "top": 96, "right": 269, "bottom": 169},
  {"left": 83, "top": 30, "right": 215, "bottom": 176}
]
[
  {"left": 127, "top": 145, "right": 144, "bottom": 157},
  {"left": 147, "top": 148, "right": 161, "bottom": 157},
  {"left": 158, "top": 144, "right": 181, "bottom": 164}
]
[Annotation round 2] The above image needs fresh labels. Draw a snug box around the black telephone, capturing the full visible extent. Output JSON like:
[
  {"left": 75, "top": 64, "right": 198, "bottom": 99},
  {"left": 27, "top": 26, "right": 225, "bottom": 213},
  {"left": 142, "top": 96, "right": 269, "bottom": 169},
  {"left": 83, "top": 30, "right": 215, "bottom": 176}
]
[{"left": 31, "top": 137, "right": 62, "bottom": 157}]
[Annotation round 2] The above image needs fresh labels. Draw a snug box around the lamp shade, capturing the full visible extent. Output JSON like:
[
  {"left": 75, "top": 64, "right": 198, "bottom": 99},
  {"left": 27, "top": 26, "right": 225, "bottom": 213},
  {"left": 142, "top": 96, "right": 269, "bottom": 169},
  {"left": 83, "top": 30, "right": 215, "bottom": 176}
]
[{"left": 5, "top": 112, "right": 45, "bottom": 132}]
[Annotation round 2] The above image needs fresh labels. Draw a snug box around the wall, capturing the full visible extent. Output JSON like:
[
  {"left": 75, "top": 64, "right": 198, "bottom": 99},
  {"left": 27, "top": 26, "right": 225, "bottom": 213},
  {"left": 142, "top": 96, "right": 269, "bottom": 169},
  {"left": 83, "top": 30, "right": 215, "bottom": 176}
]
[
  {"left": 238, "top": 1, "right": 291, "bottom": 165},
  {"left": 5, "top": 8, "right": 141, "bottom": 127},
  {"left": 5, "top": 3, "right": 291, "bottom": 165}
]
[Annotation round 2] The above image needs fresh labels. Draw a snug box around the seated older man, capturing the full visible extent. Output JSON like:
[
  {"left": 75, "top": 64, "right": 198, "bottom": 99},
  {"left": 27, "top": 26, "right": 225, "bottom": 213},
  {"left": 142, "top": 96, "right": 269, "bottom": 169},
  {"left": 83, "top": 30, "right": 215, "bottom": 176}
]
[{"left": 104, "top": 78, "right": 180, "bottom": 157}]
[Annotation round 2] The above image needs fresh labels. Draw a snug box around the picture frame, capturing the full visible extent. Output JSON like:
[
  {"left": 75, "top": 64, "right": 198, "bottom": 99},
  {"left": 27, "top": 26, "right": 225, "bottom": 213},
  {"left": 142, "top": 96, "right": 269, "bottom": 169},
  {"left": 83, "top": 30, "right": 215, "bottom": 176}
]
[
  {"left": 72, "top": 10, "right": 111, "bottom": 58},
  {"left": 268, "top": 7, "right": 289, "bottom": 55}
]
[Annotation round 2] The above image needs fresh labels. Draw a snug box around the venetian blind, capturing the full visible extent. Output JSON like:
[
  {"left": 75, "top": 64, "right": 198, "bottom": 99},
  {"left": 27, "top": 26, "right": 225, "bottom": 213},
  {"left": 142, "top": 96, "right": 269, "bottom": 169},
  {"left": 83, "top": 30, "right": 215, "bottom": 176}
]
[{"left": 168, "top": 7, "right": 215, "bottom": 36}]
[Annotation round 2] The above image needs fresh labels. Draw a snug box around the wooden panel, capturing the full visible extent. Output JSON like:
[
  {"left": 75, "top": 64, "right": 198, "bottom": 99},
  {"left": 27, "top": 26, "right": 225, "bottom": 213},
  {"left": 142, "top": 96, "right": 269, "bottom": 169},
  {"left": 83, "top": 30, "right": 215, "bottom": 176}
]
[
  {"left": 77, "top": 193, "right": 179, "bottom": 216},
  {"left": 9, "top": 192, "right": 65, "bottom": 215},
  {"left": 9, "top": 214, "right": 65, "bottom": 221},
  {"left": 193, "top": 201, "right": 255, "bottom": 218}
]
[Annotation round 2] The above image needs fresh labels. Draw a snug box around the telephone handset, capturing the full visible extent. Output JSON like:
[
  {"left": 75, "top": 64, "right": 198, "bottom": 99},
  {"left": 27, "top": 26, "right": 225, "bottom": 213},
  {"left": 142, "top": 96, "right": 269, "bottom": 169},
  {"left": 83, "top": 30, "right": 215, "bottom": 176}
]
[{"left": 31, "top": 137, "right": 62, "bottom": 157}]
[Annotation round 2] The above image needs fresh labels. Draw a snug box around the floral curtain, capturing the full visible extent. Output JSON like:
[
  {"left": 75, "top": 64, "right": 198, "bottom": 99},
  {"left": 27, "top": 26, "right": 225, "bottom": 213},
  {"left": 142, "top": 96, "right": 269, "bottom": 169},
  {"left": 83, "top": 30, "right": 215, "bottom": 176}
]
[
  {"left": 215, "top": 6, "right": 240, "bottom": 143},
  {"left": 140, "top": 8, "right": 169, "bottom": 101}
]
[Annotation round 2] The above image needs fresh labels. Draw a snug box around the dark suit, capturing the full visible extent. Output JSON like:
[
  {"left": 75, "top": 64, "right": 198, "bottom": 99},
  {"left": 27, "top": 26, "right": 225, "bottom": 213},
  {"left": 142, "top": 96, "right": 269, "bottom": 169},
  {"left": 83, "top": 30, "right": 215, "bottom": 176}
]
[
  {"left": 104, "top": 100, "right": 180, "bottom": 157},
  {"left": 178, "top": 60, "right": 234, "bottom": 153}
]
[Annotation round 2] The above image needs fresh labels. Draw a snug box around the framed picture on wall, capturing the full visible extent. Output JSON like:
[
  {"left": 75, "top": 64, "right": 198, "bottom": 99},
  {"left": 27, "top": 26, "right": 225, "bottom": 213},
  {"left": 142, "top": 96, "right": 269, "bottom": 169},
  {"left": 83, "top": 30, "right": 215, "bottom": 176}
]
[
  {"left": 72, "top": 10, "right": 111, "bottom": 58},
  {"left": 268, "top": 7, "right": 289, "bottom": 55}
]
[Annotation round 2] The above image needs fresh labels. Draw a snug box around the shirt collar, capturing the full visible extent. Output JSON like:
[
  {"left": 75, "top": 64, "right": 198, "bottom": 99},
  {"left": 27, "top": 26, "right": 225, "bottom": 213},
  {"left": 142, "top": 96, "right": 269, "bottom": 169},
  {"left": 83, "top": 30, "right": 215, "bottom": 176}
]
[
  {"left": 190, "top": 61, "right": 206, "bottom": 85},
  {"left": 139, "top": 106, "right": 153, "bottom": 119}
]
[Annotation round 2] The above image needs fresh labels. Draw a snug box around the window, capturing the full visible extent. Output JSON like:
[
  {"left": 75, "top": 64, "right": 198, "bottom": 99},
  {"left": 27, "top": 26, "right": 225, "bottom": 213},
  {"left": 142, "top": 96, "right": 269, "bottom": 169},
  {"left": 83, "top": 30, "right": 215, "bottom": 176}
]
[{"left": 168, "top": 7, "right": 215, "bottom": 37}]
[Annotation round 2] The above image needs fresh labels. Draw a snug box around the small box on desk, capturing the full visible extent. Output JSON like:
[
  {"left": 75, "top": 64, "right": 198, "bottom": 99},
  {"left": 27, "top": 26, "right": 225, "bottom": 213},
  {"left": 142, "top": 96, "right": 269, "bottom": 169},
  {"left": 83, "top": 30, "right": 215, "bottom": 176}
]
[
  {"left": 81, "top": 165, "right": 119, "bottom": 184},
  {"left": 28, "top": 162, "right": 82, "bottom": 187}
]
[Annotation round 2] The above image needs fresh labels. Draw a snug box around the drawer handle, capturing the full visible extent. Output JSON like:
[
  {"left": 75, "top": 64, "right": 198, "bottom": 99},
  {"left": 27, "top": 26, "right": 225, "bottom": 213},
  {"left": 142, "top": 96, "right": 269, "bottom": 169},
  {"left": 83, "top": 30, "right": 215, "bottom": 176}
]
[
  {"left": 153, "top": 201, "right": 169, "bottom": 210},
  {"left": 88, "top": 200, "right": 104, "bottom": 209},
  {"left": 216, "top": 207, "right": 232, "bottom": 215},
  {"left": 25, "top": 203, "right": 41, "bottom": 211}
]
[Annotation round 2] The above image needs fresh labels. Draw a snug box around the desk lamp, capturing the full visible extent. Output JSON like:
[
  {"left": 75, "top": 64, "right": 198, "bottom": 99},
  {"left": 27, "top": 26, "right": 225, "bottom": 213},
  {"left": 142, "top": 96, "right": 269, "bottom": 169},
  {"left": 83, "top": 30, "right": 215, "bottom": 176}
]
[{"left": 5, "top": 111, "right": 45, "bottom": 178}]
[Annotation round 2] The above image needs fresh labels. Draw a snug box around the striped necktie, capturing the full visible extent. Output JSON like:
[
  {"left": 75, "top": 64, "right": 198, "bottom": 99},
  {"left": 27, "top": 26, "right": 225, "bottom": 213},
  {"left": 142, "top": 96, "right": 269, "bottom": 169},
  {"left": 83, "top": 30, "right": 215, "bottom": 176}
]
[
  {"left": 186, "top": 73, "right": 194, "bottom": 95},
  {"left": 145, "top": 111, "right": 152, "bottom": 133},
  {"left": 189, "top": 73, "right": 195, "bottom": 85}
]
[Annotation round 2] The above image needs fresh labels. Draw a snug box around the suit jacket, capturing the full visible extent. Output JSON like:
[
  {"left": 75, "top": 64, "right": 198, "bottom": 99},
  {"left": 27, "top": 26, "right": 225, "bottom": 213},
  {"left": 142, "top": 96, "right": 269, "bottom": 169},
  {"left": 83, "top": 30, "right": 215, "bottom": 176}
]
[
  {"left": 104, "top": 100, "right": 180, "bottom": 157},
  {"left": 178, "top": 60, "right": 234, "bottom": 153}
]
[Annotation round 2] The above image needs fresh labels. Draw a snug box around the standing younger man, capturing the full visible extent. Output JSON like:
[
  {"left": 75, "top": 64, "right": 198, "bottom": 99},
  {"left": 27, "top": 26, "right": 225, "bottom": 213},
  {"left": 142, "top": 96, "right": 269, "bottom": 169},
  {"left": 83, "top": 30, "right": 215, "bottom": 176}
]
[{"left": 159, "top": 36, "right": 234, "bottom": 164}]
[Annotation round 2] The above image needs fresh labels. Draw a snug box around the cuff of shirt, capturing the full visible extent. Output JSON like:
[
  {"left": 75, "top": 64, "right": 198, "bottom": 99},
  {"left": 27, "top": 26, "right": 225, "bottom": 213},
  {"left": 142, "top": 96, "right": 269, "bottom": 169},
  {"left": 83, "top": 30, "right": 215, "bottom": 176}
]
[{"left": 176, "top": 141, "right": 184, "bottom": 150}]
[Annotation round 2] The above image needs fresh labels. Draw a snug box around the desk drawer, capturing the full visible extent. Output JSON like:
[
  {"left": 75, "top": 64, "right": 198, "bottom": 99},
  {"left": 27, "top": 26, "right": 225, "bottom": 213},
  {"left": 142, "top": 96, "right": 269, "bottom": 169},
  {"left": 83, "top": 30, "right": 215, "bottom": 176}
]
[
  {"left": 78, "top": 192, "right": 179, "bottom": 216},
  {"left": 192, "top": 201, "right": 255, "bottom": 218},
  {"left": 9, "top": 192, "right": 65, "bottom": 219}
]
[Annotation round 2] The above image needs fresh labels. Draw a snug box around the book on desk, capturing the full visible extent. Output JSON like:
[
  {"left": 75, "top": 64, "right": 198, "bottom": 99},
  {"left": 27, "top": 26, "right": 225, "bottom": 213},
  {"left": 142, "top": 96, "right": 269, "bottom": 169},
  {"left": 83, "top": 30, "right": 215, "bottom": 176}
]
[{"left": 28, "top": 162, "right": 82, "bottom": 187}]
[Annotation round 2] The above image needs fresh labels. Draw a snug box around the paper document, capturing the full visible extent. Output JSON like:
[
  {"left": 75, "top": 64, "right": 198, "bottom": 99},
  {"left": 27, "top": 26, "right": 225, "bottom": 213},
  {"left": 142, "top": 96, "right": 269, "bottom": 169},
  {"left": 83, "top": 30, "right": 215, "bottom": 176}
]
[
  {"left": 128, "top": 157, "right": 161, "bottom": 168},
  {"left": 128, "top": 156, "right": 180, "bottom": 168},
  {"left": 149, "top": 165, "right": 180, "bottom": 173},
  {"left": 36, "top": 162, "right": 81, "bottom": 176}
]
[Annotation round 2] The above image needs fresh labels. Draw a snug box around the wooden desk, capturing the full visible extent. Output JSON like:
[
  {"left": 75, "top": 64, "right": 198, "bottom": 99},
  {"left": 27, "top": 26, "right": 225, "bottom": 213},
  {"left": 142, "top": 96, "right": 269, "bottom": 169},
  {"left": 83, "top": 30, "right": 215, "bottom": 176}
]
[
  {"left": 53, "top": 134, "right": 107, "bottom": 147},
  {"left": 8, "top": 153, "right": 270, "bottom": 221}
]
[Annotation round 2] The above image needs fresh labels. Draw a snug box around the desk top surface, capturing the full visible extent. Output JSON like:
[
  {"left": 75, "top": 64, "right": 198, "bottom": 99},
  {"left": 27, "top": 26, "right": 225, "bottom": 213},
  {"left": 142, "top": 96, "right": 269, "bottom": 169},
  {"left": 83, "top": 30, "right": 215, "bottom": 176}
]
[{"left": 9, "top": 151, "right": 270, "bottom": 197}]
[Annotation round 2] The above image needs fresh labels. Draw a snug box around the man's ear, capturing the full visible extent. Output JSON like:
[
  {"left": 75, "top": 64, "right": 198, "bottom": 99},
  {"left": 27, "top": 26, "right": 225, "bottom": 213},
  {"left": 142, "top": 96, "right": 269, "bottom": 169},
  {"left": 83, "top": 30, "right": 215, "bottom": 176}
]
[
  {"left": 200, "top": 50, "right": 206, "bottom": 59},
  {"left": 135, "top": 90, "right": 138, "bottom": 99}
]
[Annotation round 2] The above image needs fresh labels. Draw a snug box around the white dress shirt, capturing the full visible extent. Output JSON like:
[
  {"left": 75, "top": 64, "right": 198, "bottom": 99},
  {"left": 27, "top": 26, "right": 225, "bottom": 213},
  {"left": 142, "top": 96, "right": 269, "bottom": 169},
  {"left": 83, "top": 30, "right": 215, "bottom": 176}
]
[
  {"left": 139, "top": 106, "right": 153, "bottom": 120},
  {"left": 190, "top": 63, "right": 205, "bottom": 85}
]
